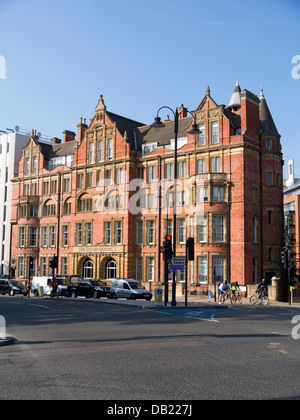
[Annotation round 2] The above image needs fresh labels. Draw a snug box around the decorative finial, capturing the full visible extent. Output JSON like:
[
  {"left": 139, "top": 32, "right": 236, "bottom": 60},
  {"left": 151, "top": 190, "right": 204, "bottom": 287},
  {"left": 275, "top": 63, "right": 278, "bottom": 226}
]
[{"left": 259, "top": 85, "right": 265, "bottom": 100}]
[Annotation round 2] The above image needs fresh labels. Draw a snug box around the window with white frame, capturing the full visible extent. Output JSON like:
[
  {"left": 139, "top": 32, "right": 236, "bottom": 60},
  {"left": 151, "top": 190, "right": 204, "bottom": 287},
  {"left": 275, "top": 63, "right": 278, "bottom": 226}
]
[
  {"left": 211, "top": 156, "right": 220, "bottom": 173},
  {"left": 116, "top": 168, "right": 124, "bottom": 184},
  {"left": 212, "top": 186, "right": 225, "bottom": 202},
  {"left": 211, "top": 121, "right": 219, "bottom": 144},
  {"left": 25, "top": 157, "right": 30, "bottom": 175},
  {"left": 166, "top": 219, "right": 173, "bottom": 237},
  {"left": 42, "top": 226, "right": 47, "bottom": 248},
  {"left": 197, "top": 215, "right": 207, "bottom": 243},
  {"left": 199, "top": 124, "right": 205, "bottom": 146},
  {"left": 196, "top": 186, "right": 208, "bottom": 203},
  {"left": 88, "top": 142, "right": 94, "bottom": 164},
  {"left": 147, "top": 220, "right": 155, "bottom": 244},
  {"left": 61, "top": 257, "right": 68, "bottom": 275},
  {"left": 85, "top": 222, "right": 92, "bottom": 245},
  {"left": 50, "top": 226, "right": 56, "bottom": 248},
  {"left": 41, "top": 257, "right": 47, "bottom": 276},
  {"left": 32, "top": 156, "right": 37, "bottom": 173},
  {"left": 136, "top": 221, "right": 143, "bottom": 244},
  {"left": 98, "top": 140, "right": 103, "bottom": 162},
  {"left": 104, "top": 222, "right": 111, "bottom": 245},
  {"left": 18, "top": 257, "right": 24, "bottom": 277},
  {"left": 178, "top": 161, "right": 186, "bottom": 179},
  {"left": 115, "top": 221, "right": 122, "bottom": 244},
  {"left": 166, "top": 163, "right": 174, "bottom": 180},
  {"left": 148, "top": 166, "right": 156, "bottom": 182},
  {"left": 198, "top": 256, "right": 207, "bottom": 283},
  {"left": 76, "top": 224, "right": 82, "bottom": 245},
  {"left": 178, "top": 219, "right": 186, "bottom": 244},
  {"left": 146, "top": 257, "right": 155, "bottom": 282},
  {"left": 213, "top": 215, "right": 225, "bottom": 243},
  {"left": 136, "top": 257, "right": 143, "bottom": 281},
  {"left": 213, "top": 256, "right": 225, "bottom": 283},
  {"left": 29, "top": 227, "right": 38, "bottom": 247},
  {"left": 62, "top": 225, "right": 69, "bottom": 247},
  {"left": 197, "top": 158, "right": 206, "bottom": 174},
  {"left": 107, "top": 138, "right": 113, "bottom": 160},
  {"left": 19, "top": 227, "right": 25, "bottom": 248}
]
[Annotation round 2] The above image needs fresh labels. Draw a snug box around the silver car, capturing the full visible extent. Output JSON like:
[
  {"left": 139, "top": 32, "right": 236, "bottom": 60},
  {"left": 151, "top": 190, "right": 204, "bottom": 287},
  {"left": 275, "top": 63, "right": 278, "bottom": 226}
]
[{"left": 110, "top": 279, "right": 152, "bottom": 301}]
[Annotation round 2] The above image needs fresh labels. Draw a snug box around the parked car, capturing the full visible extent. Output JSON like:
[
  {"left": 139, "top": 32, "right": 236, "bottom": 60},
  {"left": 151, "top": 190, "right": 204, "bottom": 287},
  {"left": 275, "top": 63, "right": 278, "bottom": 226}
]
[
  {"left": 68, "top": 280, "right": 110, "bottom": 299},
  {"left": 110, "top": 279, "right": 152, "bottom": 300},
  {"left": 0, "top": 279, "right": 27, "bottom": 296}
]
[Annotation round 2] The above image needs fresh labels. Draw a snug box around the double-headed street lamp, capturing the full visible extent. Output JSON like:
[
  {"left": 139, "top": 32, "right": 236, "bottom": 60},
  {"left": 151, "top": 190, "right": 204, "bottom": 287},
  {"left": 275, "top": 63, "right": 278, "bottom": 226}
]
[{"left": 153, "top": 106, "right": 201, "bottom": 306}]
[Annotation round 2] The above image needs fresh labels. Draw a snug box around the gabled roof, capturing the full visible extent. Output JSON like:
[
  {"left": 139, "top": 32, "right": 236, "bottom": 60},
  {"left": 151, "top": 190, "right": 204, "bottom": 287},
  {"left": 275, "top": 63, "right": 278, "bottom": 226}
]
[
  {"left": 105, "top": 111, "right": 145, "bottom": 150},
  {"left": 196, "top": 86, "right": 218, "bottom": 110}
]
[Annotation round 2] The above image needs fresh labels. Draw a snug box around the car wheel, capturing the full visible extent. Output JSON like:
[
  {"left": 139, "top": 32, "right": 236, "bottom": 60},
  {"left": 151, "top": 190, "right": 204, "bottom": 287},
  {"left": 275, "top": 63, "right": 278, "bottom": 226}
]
[
  {"left": 71, "top": 290, "right": 77, "bottom": 298},
  {"left": 9, "top": 290, "right": 14, "bottom": 296},
  {"left": 130, "top": 294, "right": 136, "bottom": 300},
  {"left": 34, "top": 290, "right": 39, "bottom": 297}
]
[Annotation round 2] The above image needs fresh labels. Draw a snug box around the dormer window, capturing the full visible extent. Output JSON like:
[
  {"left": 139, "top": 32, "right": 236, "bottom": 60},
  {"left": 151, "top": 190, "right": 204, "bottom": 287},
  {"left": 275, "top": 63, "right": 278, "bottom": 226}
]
[{"left": 142, "top": 143, "right": 157, "bottom": 154}]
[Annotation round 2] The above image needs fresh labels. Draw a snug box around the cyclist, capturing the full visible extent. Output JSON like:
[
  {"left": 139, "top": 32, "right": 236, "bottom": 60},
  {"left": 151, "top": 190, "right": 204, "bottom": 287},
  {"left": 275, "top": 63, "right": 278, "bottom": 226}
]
[
  {"left": 231, "top": 281, "right": 240, "bottom": 296},
  {"left": 256, "top": 279, "right": 267, "bottom": 299},
  {"left": 219, "top": 280, "right": 231, "bottom": 304}
]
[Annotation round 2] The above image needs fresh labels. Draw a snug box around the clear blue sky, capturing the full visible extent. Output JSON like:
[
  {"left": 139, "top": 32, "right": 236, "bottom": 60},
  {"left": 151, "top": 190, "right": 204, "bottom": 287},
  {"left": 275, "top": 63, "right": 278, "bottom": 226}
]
[{"left": 0, "top": 0, "right": 299, "bottom": 178}]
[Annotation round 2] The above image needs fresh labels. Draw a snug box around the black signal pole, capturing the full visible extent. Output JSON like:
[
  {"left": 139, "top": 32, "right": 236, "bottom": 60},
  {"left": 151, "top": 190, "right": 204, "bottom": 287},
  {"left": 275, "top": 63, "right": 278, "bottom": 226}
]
[{"left": 153, "top": 107, "right": 200, "bottom": 308}]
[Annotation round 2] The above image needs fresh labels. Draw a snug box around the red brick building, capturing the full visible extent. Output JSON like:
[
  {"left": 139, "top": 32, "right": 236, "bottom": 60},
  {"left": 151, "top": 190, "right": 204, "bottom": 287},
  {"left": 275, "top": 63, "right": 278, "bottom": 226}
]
[{"left": 10, "top": 83, "right": 284, "bottom": 294}]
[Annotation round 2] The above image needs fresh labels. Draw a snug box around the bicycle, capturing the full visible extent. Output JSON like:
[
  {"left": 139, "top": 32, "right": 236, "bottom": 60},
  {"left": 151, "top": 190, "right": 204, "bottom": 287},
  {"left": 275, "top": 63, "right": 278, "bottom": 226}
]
[
  {"left": 249, "top": 292, "right": 269, "bottom": 306},
  {"left": 231, "top": 291, "right": 242, "bottom": 305},
  {"left": 219, "top": 290, "right": 233, "bottom": 304}
]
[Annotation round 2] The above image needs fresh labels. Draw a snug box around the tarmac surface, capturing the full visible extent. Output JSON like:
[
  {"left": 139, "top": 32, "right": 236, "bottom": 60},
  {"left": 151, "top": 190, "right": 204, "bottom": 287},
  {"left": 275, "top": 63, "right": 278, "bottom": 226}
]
[{"left": 1, "top": 293, "right": 299, "bottom": 346}]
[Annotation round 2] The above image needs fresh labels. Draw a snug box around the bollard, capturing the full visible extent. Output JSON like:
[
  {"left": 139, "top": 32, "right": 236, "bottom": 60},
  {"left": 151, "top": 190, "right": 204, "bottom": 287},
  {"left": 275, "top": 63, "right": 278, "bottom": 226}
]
[{"left": 0, "top": 315, "right": 6, "bottom": 340}]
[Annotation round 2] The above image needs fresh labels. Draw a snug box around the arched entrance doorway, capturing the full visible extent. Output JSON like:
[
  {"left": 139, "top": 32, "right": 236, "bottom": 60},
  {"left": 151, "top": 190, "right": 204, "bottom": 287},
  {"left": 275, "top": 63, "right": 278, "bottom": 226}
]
[
  {"left": 104, "top": 258, "right": 117, "bottom": 280},
  {"left": 82, "top": 258, "right": 94, "bottom": 279}
]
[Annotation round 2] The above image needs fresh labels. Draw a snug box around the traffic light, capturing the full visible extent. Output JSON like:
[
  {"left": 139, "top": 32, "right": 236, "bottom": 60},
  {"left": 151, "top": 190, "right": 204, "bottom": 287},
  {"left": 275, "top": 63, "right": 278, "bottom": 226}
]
[
  {"left": 289, "top": 258, "right": 295, "bottom": 277},
  {"left": 164, "top": 235, "right": 173, "bottom": 262},
  {"left": 186, "top": 237, "right": 194, "bottom": 261},
  {"left": 29, "top": 256, "right": 34, "bottom": 267},
  {"left": 281, "top": 249, "right": 288, "bottom": 270},
  {"left": 49, "top": 256, "right": 58, "bottom": 270}
]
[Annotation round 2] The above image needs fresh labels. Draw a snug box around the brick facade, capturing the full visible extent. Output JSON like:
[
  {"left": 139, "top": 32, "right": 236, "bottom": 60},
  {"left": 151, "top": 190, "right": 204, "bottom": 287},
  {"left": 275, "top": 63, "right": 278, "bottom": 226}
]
[{"left": 10, "top": 85, "right": 284, "bottom": 294}]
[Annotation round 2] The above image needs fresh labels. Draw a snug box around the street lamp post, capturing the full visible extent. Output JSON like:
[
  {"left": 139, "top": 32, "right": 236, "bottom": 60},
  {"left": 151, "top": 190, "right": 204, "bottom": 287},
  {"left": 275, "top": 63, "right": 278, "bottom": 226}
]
[{"left": 153, "top": 106, "right": 200, "bottom": 306}]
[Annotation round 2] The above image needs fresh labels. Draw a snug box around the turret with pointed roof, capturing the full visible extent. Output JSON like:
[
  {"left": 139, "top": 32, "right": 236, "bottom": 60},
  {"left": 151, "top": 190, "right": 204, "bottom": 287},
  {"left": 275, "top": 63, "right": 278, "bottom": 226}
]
[
  {"left": 259, "top": 87, "right": 279, "bottom": 134},
  {"left": 228, "top": 79, "right": 241, "bottom": 109}
]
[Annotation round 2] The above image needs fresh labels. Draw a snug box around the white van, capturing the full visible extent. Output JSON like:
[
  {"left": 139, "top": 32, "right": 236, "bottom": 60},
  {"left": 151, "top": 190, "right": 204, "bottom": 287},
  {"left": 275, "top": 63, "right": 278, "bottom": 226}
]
[
  {"left": 31, "top": 277, "right": 53, "bottom": 297},
  {"left": 110, "top": 279, "right": 152, "bottom": 301}
]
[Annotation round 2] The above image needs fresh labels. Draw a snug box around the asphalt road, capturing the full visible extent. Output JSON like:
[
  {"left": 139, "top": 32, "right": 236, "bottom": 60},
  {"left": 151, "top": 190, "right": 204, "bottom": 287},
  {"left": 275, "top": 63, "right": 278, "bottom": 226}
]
[{"left": 0, "top": 295, "right": 300, "bottom": 401}]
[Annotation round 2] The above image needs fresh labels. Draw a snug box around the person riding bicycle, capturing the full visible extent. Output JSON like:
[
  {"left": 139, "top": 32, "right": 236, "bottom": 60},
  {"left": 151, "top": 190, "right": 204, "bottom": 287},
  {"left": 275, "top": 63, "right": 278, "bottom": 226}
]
[
  {"left": 219, "top": 280, "right": 230, "bottom": 304},
  {"left": 231, "top": 281, "right": 240, "bottom": 296},
  {"left": 256, "top": 279, "right": 267, "bottom": 299}
]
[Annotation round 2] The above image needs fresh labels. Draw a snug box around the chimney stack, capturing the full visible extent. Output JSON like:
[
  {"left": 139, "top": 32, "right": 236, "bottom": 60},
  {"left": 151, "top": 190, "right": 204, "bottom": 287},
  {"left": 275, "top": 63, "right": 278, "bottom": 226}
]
[
  {"left": 76, "top": 118, "right": 88, "bottom": 143},
  {"left": 63, "top": 130, "right": 76, "bottom": 143}
]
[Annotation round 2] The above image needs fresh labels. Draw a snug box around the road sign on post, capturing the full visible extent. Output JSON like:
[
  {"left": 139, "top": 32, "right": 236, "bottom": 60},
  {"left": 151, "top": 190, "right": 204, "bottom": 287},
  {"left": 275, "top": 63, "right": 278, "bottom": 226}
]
[{"left": 170, "top": 257, "right": 186, "bottom": 267}]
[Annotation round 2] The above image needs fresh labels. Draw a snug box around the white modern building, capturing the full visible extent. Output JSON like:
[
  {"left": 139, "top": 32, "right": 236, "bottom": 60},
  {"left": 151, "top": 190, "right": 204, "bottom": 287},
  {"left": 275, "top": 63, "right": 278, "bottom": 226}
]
[{"left": 0, "top": 131, "right": 30, "bottom": 276}]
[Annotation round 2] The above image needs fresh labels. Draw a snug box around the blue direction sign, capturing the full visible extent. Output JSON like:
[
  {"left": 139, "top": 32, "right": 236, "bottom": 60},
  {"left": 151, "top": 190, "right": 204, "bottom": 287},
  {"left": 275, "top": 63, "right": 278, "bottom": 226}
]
[{"left": 169, "top": 257, "right": 186, "bottom": 272}]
